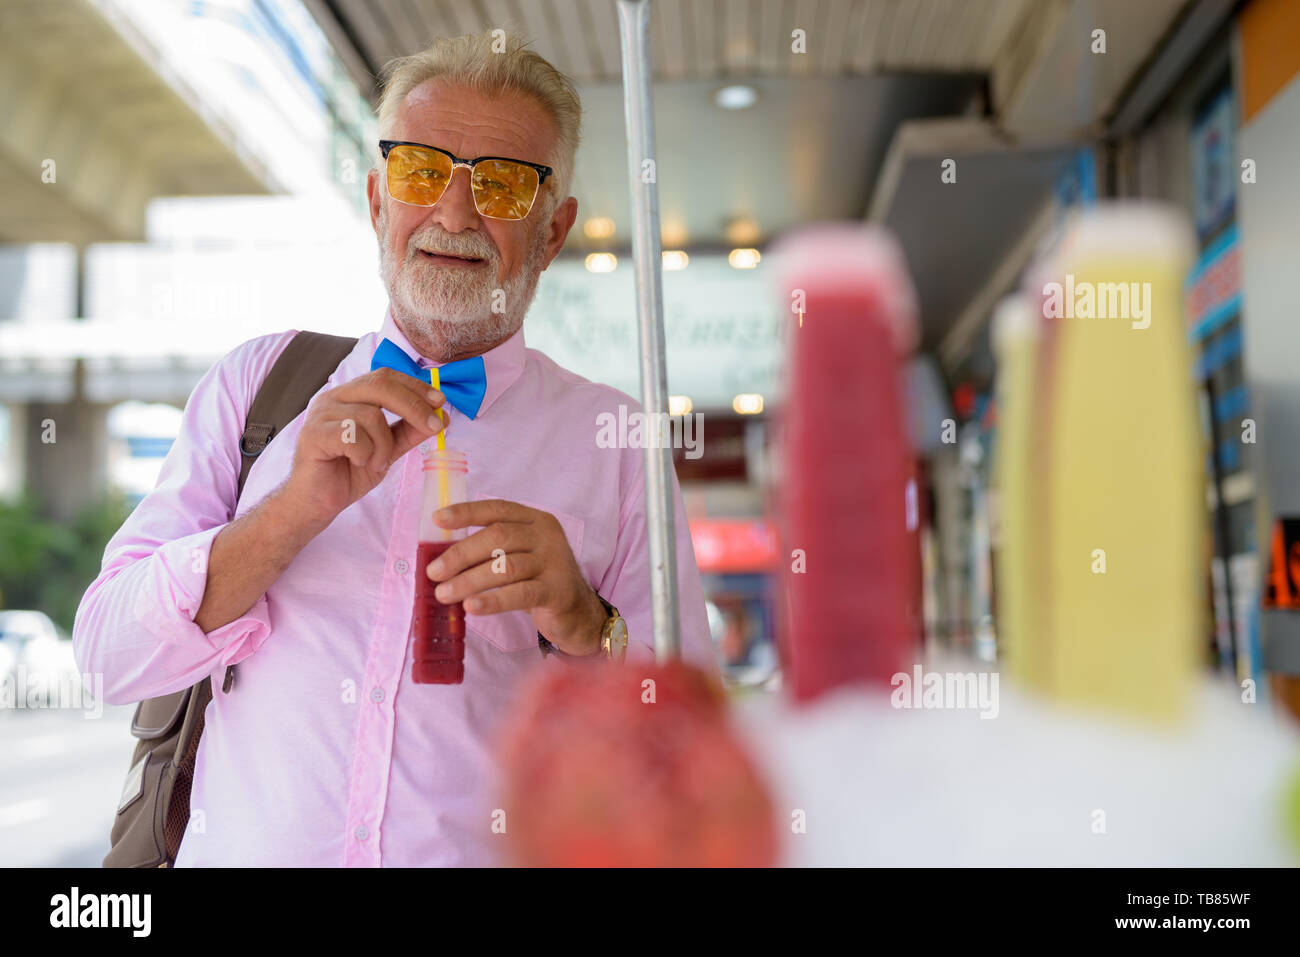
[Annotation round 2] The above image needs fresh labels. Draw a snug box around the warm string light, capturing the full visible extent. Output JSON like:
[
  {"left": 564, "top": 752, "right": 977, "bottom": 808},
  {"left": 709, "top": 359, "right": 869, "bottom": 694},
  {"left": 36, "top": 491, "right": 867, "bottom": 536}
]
[
  {"left": 728, "top": 248, "right": 761, "bottom": 269},
  {"left": 662, "top": 250, "right": 689, "bottom": 271},
  {"left": 585, "top": 252, "right": 618, "bottom": 273}
]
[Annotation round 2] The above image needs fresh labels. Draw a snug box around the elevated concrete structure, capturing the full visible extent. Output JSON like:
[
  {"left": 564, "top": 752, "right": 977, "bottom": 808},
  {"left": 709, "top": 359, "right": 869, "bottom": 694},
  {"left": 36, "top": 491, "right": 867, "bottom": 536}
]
[{"left": 0, "top": 0, "right": 279, "bottom": 519}]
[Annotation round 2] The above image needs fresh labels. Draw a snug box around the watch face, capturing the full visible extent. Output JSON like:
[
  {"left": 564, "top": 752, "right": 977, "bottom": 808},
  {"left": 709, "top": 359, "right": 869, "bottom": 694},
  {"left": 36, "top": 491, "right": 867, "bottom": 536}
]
[{"left": 606, "top": 616, "right": 628, "bottom": 658}]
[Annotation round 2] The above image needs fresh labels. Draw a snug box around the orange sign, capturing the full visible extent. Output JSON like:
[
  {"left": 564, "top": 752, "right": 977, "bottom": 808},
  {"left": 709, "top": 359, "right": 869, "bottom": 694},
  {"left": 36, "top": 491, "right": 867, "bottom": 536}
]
[
  {"left": 689, "top": 520, "right": 779, "bottom": 573},
  {"left": 1263, "top": 519, "right": 1300, "bottom": 610}
]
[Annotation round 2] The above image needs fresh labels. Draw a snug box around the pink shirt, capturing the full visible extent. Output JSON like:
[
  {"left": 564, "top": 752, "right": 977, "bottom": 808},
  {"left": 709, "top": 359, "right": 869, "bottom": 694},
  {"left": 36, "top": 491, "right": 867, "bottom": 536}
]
[{"left": 74, "top": 310, "right": 718, "bottom": 867}]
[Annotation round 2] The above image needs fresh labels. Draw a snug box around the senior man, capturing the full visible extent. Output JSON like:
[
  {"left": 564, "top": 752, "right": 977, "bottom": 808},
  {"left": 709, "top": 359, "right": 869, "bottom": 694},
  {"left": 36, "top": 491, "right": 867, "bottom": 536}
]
[{"left": 74, "top": 33, "right": 716, "bottom": 867}]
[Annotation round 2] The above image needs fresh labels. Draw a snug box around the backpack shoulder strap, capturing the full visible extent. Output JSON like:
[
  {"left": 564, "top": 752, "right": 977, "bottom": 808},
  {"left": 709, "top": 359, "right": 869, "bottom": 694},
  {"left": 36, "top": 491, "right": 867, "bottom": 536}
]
[
  {"left": 236, "top": 331, "right": 359, "bottom": 498},
  {"left": 221, "top": 331, "right": 358, "bottom": 694}
]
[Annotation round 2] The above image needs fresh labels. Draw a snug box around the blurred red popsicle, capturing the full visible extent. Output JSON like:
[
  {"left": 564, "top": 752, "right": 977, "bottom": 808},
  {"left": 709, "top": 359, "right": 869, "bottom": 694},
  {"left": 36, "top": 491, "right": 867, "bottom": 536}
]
[{"left": 770, "top": 225, "right": 921, "bottom": 704}]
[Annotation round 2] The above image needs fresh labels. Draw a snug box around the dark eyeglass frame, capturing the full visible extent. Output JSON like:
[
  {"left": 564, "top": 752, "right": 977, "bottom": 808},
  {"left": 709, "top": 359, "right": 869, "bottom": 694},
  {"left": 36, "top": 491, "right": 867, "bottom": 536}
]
[{"left": 379, "top": 139, "right": 553, "bottom": 217}]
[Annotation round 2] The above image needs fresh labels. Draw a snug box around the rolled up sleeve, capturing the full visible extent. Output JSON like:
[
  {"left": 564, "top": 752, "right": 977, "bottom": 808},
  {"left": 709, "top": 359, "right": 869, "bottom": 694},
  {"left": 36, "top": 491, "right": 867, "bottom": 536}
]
[
  {"left": 131, "top": 525, "right": 272, "bottom": 656},
  {"left": 72, "top": 330, "right": 296, "bottom": 705}
]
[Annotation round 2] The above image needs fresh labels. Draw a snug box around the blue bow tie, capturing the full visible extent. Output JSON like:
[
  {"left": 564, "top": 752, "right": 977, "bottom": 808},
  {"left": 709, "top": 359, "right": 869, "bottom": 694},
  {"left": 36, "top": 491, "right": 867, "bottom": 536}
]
[{"left": 370, "top": 337, "right": 487, "bottom": 420}]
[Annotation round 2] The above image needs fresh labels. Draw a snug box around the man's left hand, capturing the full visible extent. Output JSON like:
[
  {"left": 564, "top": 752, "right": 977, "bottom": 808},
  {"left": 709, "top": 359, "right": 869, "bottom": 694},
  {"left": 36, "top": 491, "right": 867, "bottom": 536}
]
[{"left": 425, "top": 499, "right": 606, "bottom": 656}]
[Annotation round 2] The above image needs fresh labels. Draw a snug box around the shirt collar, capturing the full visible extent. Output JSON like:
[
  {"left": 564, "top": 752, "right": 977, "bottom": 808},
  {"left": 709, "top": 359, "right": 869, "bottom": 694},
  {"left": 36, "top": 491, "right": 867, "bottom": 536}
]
[{"left": 378, "top": 307, "right": 526, "bottom": 418}]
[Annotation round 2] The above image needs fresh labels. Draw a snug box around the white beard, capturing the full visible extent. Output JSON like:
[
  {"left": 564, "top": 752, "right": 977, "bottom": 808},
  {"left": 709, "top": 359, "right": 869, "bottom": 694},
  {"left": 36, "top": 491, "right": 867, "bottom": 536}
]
[{"left": 378, "top": 206, "right": 548, "bottom": 360}]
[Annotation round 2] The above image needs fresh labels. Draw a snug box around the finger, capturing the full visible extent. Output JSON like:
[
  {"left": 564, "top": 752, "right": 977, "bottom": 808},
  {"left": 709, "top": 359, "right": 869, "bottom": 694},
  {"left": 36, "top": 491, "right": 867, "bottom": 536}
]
[
  {"left": 344, "top": 365, "right": 445, "bottom": 410},
  {"left": 388, "top": 408, "right": 447, "bottom": 466},
  {"left": 426, "top": 522, "right": 535, "bottom": 581},
  {"left": 331, "top": 403, "right": 394, "bottom": 472},
  {"left": 433, "top": 551, "right": 543, "bottom": 605},
  {"left": 459, "top": 579, "right": 550, "bottom": 617},
  {"left": 301, "top": 411, "right": 368, "bottom": 465},
  {"left": 434, "top": 498, "right": 537, "bottom": 531},
  {"left": 356, "top": 364, "right": 438, "bottom": 397},
  {"left": 314, "top": 416, "right": 374, "bottom": 470},
  {"left": 332, "top": 368, "right": 445, "bottom": 436}
]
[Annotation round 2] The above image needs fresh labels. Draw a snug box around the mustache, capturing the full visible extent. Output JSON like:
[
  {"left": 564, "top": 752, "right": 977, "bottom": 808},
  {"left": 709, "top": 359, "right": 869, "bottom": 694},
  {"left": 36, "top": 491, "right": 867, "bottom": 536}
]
[{"left": 406, "top": 226, "right": 498, "bottom": 262}]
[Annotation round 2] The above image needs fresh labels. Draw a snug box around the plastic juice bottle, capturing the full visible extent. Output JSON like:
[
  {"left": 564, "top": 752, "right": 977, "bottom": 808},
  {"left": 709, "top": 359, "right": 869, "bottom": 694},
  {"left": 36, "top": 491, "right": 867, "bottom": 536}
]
[{"left": 413, "top": 448, "right": 469, "bottom": 684}]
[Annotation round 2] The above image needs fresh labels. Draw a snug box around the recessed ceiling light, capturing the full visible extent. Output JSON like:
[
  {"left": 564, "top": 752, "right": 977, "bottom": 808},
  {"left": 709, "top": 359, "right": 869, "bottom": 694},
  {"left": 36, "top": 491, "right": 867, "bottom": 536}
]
[
  {"left": 662, "top": 250, "right": 689, "bottom": 271},
  {"left": 728, "top": 248, "right": 761, "bottom": 269},
  {"left": 714, "top": 84, "right": 758, "bottom": 110}
]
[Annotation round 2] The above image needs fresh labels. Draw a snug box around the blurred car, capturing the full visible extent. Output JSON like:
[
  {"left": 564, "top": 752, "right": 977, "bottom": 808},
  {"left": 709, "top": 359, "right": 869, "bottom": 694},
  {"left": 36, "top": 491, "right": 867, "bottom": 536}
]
[
  {"left": 0, "top": 637, "right": 15, "bottom": 691},
  {"left": 0, "top": 610, "right": 82, "bottom": 707},
  {"left": 705, "top": 599, "right": 726, "bottom": 648},
  {"left": 706, "top": 599, "right": 779, "bottom": 691}
]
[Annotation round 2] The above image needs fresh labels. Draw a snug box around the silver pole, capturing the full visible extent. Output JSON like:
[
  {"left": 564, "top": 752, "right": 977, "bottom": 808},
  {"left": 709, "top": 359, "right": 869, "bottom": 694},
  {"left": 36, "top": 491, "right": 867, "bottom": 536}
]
[{"left": 616, "top": 0, "right": 681, "bottom": 661}]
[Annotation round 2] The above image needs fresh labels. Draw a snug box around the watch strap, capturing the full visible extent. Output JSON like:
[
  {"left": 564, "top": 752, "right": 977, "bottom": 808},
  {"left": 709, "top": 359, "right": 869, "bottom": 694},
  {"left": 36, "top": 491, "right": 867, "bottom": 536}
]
[{"left": 537, "top": 593, "right": 617, "bottom": 659}]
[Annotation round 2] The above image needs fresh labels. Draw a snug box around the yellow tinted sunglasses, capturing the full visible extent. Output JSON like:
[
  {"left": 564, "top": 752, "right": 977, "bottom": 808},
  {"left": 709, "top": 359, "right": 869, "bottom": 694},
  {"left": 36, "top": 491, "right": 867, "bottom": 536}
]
[{"left": 379, "top": 139, "right": 553, "bottom": 221}]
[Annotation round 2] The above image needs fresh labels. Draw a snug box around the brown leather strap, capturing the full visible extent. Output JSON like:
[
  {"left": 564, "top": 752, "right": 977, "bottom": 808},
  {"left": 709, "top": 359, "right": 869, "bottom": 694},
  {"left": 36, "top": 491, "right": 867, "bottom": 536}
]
[
  {"left": 164, "top": 679, "right": 212, "bottom": 862},
  {"left": 223, "top": 332, "right": 358, "bottom": 695},
  {"left": 236, "top": 331, "right": 359, "bottom": 498}
]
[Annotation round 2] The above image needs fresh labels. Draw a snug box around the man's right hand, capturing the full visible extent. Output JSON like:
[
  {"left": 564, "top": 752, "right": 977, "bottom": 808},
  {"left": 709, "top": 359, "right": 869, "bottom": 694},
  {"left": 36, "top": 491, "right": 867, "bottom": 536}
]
[{"left": 278, "top": 367, "right": 447, "bottom": 530}]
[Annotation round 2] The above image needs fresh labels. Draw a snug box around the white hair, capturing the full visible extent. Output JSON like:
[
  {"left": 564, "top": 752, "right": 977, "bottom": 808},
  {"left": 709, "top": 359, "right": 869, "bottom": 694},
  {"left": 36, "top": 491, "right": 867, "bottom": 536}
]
[{"left": 374, "top": 31, "right": 582, "bottom": 207}]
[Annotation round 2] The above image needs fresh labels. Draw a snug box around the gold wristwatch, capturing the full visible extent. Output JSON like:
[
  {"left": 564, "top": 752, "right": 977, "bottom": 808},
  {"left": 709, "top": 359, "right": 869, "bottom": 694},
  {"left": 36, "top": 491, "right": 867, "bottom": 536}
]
[
  {"left": 597, "top": 595, "right": 629, "bottom": 662},
  {"left": 537, "top": 593, "right": 627, "bottom": 662}
]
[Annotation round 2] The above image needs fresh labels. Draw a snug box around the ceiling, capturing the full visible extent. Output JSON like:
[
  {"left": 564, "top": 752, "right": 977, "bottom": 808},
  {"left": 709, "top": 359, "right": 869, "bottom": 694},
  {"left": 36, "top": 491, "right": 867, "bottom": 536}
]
[
  {"left": 871, "top": 118, "right": 1074, "bottom": 349},
  {"left": 304, "top": 0, "right": 1040, "bottom": 94},
  {"left": 568, "top": 71, "right": 981, "bottom": 253}
]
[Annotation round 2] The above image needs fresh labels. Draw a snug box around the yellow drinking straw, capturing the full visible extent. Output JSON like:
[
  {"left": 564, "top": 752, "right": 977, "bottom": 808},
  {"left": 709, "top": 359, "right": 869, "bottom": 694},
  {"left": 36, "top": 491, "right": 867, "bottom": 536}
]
[
  {"left": 429, "top": 367, "right": 450, "bottom": 510},
  {"left": 429, "top": 367, "right": 446, "bottom": 452}
]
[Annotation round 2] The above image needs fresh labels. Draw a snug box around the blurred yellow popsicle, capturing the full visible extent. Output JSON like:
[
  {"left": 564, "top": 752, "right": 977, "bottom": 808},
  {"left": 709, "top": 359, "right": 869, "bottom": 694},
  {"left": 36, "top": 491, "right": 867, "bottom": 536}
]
[
  {"left": 992, "top": 295, "right": 1046, "bottom": 692},
  {"left": 1040, "top": 205, "right": 1203, "bottom": 722}
]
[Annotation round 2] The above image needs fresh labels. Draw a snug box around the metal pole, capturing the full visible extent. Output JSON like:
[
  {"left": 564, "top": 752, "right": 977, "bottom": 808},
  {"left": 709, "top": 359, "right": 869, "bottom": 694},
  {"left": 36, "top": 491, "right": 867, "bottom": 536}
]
[{"left": 616, "top": 0, "right": 681, "bottom": 661}]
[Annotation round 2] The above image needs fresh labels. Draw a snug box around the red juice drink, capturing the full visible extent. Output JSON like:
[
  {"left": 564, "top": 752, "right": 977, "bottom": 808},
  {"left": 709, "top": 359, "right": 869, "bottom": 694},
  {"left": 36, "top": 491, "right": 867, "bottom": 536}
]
[
  {"left": 413, "top": 448, "right": 469, "bottom": 685},
  {"left": 413, "top": 540, "right": 466, "bottom": 683}
]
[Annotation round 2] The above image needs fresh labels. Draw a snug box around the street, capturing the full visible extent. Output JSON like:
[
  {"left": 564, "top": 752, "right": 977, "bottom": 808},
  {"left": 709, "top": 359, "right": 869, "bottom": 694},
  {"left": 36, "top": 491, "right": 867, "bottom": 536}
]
[{"left": 0, "top": 703, "right": 136, "bottom": 867}]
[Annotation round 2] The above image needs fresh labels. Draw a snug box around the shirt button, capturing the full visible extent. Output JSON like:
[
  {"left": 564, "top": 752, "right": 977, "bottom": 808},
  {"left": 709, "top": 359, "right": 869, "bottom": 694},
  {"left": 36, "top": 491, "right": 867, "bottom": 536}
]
[
  {"left": 418, "top": 443, "right": 429, "bottom": 454},
  {"left": 394, "top": 558, "right": 409, "bottom": 574},
  {"left": 370, "top": 687, "right": 385, "bottom": 703},
  {"left": 355, "top": 825, "right": 369, "bottom": 841}
]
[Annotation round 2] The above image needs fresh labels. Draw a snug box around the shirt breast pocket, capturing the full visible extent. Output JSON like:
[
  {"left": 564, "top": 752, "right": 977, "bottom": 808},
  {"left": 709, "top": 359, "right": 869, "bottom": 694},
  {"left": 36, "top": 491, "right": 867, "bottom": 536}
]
[{"left": 464, "top": 491, "right": 586, "bottom": 654}]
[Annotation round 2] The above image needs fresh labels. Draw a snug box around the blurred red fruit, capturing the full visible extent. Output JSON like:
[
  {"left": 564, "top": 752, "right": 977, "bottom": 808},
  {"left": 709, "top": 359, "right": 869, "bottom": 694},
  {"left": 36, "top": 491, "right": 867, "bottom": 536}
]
[{"left": 497, "top": 660, "right": 779, "bottom": 867}]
